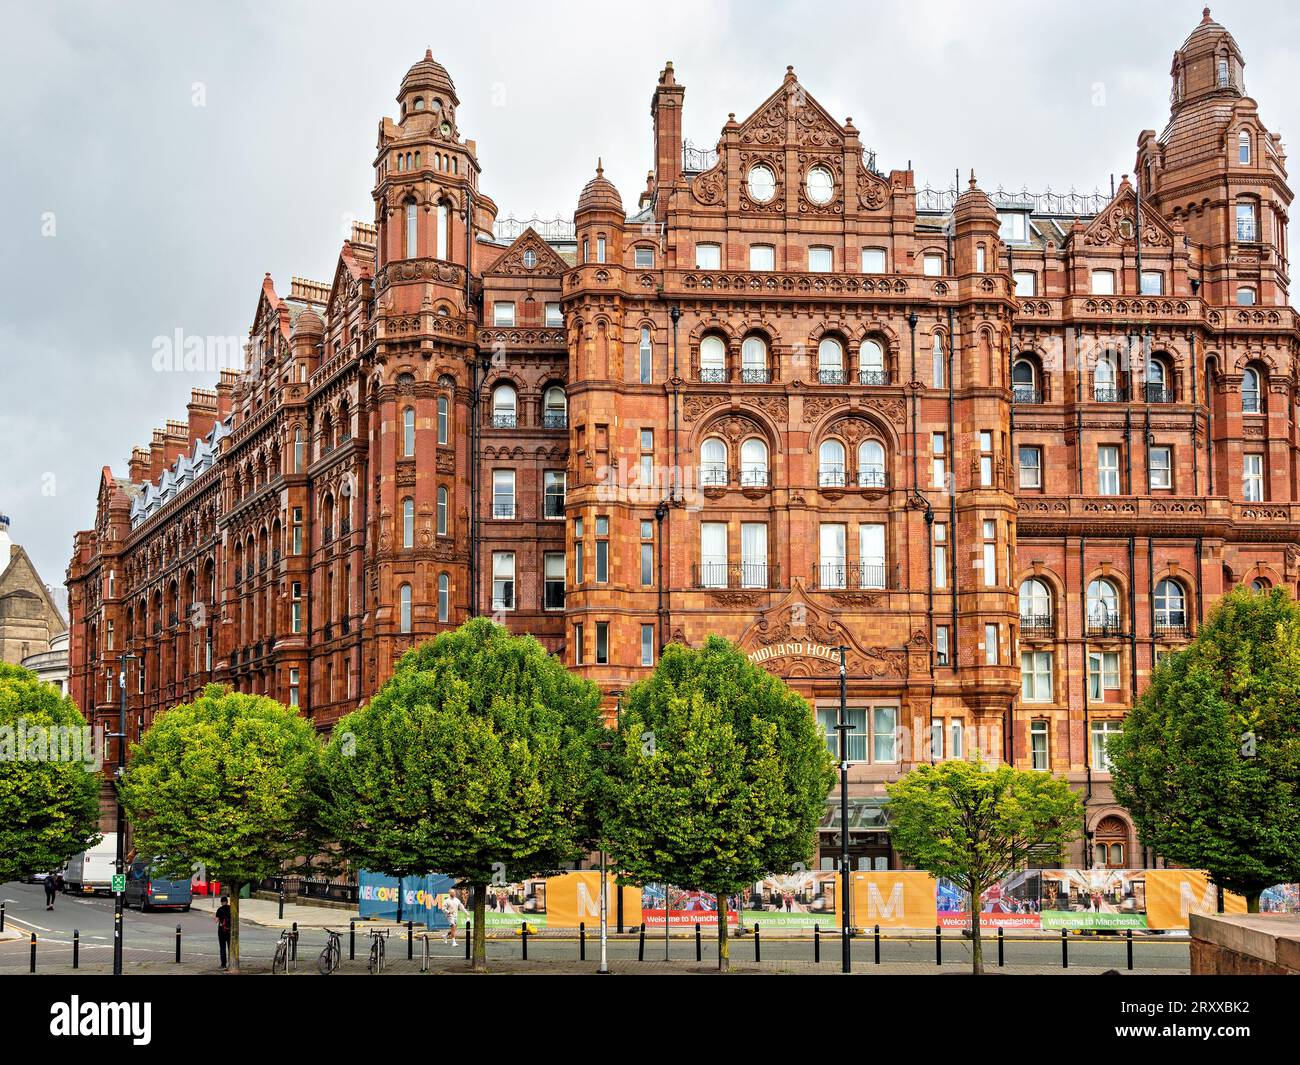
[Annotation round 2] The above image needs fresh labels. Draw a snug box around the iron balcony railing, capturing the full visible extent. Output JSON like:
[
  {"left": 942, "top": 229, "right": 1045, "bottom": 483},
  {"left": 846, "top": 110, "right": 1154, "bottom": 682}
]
[
  {"left": 700, "top": 465, "right": 729, "bottom": 487},
  {"left": 858, "top": 369, "right": 889, "bottom": 386},
  {"left": 1093, "top": 386, "right": 1128, "bottom": 403},
  {"left": 857, "top": 468, "right": 887, "bottom": 489},
  {"left": 1086, "top": 612, "right": 1123, "bottom": 637},
  {"left": 818, "top": 368, "right": 848, "bottom": 385},
  {"left": 1154, "top": 618, "right": 1190, "bottom": 639},
  {"left": 739, "top": 465, "right": 769, "bottom": 487},
  {"left": 819, "top": 464, "right": 847, "bottom": 488},
  {"left": 698, "top": 366, "right": 728, "bottom": 383},
  {"left": 492, "top": 502, "right": 516, "bottom": 519},
  {"left": 543, "top": 495, "right": 566, "bottom": 518},
  {"left": 1020, "top": 613, "right": 1054, "bottom": 634},
  {"left": 1144, "top": 385, "right": 1173, "bottom": 403},
  {"left": 542, "top": 411, "right": 567, "bottom": 429},
  {"left": 491, "top": 413, "right": 518, "bottom": 429},
  {"left": 1013, "top": 386, "right": 1043, "bottom": 404},
  {"left": 740, "top": 367, "right": 770, "bottom": 384},
  {"left": 815, "top": 561, "right": 890, "bottom": 591},
  {"left": 693, "top": 562, "right": 780, "bottom": 590}
]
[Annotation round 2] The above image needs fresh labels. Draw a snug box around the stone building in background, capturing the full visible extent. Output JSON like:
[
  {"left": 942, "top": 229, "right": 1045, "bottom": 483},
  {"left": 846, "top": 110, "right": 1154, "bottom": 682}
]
[
  {"left": 67, "top": 10, "right": 1298, "bottom": 867},
  {"left": 0, "top": 514, "right": 67, "bottom": 668}
]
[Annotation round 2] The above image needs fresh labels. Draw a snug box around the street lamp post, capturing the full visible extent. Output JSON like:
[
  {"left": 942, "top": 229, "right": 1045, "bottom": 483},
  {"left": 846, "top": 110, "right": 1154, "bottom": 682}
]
[
  {"left": 112, "top": 651, "right": 139, "bottom": 977},
  {"left": 834, "top": 645, "right": 852, "bottom": 973}
]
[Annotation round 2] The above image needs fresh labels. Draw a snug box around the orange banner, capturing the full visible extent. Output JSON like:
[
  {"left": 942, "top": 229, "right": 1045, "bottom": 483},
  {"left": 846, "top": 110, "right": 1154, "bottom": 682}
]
[
  {"left": 544, "top": 871, "right": 642, "bottom": 929},
  {"left": 1144, "top": 869, "right": 1245, "bottom": 929},
  {"left": 847, "top": 871, "right": 938, "bottom": 929}
]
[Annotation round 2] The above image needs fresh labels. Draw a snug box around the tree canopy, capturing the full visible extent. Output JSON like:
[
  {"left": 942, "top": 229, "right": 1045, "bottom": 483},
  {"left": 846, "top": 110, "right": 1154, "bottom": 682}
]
[{"left": 1108, "top": 585, "right": 1300, "bottom": 910}]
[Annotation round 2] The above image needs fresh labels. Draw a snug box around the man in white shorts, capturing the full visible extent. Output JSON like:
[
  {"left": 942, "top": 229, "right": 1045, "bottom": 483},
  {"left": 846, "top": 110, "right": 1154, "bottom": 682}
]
[{"left": 441, "top": 889, "right": 468, "bottom": 947}]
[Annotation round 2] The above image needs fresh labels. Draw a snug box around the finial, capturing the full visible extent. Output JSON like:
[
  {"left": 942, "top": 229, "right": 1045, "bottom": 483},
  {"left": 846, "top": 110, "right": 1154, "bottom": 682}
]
[
  {"left": 425, "top": 47, "right": 433, "bottom": 59},
  {"left": 968, "top": 169, "right": 977, "bottom": 189},
  {"left": 784, "top": 65, "right": 796, "bottom": 82},
  {"left": 596, "top": 157, "right": 603, "bottom": 178},
  {"left": 1202, "top": 7, "right": 1211, "bottom": 23}
]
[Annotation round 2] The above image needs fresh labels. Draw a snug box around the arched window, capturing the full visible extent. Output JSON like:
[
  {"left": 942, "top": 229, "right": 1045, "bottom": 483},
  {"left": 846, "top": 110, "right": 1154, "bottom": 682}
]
[
  {"left": 1250, "top": 577, "right": 1270, "bottom": 593},
  {"left": 817, "top": 338, "right": 845, "bottom": 384},
  {"left": 402, "top": 497, "right": 414, "bottom": 549},
  {"left": 1242, "top": 365, "right": 1262, "bottom": 413},
  {"left": 1019, "top": 578, "right": 1053, "bottom": 631},
  {"left": 1095, "top": 815, "right": 1128, "bottom": 868},
  {"left": 741, "top": 336, "right": 768, "bottom": 383},
  {"left": 699, "top": 335, "right": 727, "bottom": 382},
  {"left": 818, "top": 438, "right": 846, "bottom": 487},
  {"left": 740, "top": 438, "right": 768, "bottom": 486},
  {"left": 1012, "top": 357, "right": 1039, "bottom": 403},
  {"left": 1239, "top": 129, "right": 1252, "bottom": 165},
  {"left": 859, "top": 339, "right": 886, "bottom": 385},
  {"left": 436, "top": 396, "right": 449, "bottom": 444},
  {"left": 1154, "top": 579, "right": 1187, "bottom": 631},
  {"left": 437, "top": 486, "right": 448, "bottom": 535},
  {"left": 1086, "top": 578, "right": 1120, "bottom": 632},
  {"left": 437, "top": 573, "right": 450, "bottom": 622},
  {"left": 700, "top": 436, "right": 728, "bottom": 487},
  {"left": 1146, "top": 355, "right": 1171, "bottom": 402},
  {"left": 399, "top": 407, "right": 415, "bottom": 457},
  {"left": 1094, "top": 353, "right": 1118, "bottom": 401},
  {"left": 543, "top": 386, "right": 567, "bottom": 429},
  {"left": 404, "top": 201, "right": 418, "bottom": 258},
  {"left": 492, "top": 384, "right": 517, "bottom": 427},
  {"left": 436, "top": 202, "right": 448, "bottom": 260},
  {"left": 857, "top": 439, "right": 885, "bottom": 488},
  {"left": 399, "top": 583, "right": 412, "bottom": 634}
]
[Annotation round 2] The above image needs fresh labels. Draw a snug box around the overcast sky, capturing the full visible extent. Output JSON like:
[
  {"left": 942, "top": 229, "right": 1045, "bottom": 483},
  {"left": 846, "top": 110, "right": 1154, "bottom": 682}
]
[{"left": 2, "top": 1, "right": 1297, "bottom": 593}]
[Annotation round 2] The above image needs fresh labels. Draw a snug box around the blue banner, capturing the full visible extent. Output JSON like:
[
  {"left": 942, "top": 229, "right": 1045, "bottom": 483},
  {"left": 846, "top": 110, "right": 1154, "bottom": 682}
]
[{"left": 357, "top": 871, "right": 456, "bottom": 929}]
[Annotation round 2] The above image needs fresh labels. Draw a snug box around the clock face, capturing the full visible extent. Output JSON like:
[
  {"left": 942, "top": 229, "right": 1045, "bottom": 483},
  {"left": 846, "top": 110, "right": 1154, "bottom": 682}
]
[
  {"left": 747, "top": 163, "right": 776, "bottom": 203},
  {"left": 439, "top": 121, "right": 451, "bottom": 137},
  {"left": 806, "top": 165, "right": 834, "bottom": 205}
]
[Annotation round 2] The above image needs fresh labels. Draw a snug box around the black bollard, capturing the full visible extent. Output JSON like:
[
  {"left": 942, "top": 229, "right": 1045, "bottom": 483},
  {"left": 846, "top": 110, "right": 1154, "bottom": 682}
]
[
  {"left": 291, "top": 921, "right": 298, "bottom": 962},
  {"left": 1, "top": 900, "right": 5, "bottom": 932},
  {"left": 175, "top": 924, "right": 182, "bottom": 964},
  {"left": 935, "top": 925, "right": 942, "bottom": 966},
  {"left": 349, "top": 919, "right": 355, "bottom": 961},
  {"left": 874, "top": 923, "right": 881, "bottom": 965},
  {"left": 407, "top": 920, "right": 413, "bottom": 960},
  {"left": 73, "top": 929, "right": 80, "bottom": 970},
  {"left": 638, "top": 923, "right": 646, "bottom": 962},
  {"left": 1127, "top": 928, "right": 1134, "bottom": 971},
  {"left": 814, "top": 923, "right": 821, "bottom": 963},
  {"left": 465, "top": 921, "right": 472, "bottom": 961},
  {"left": 998, "top": 926, "right": 1004, "bottom": 968},
  {"left": 520, "top": 921, "right": 528, "bottom": 961},
  {"left": 695, "top": 922, "right": 702, "bottom": 962},
  {"left": 1061, "top": 928, "right": 1068, "bottom": 969},
  {"left": 580, "top": 921, "right": 586, "bottom": 961},
  {"left": 754, "top": 923, "right": 761, "bottom": 963},
  {"left": 278, "top": 891, "right": 285, "bottom": 920},
  {"left": 30, "top": 932, "right": 37, "bottom": 973}
]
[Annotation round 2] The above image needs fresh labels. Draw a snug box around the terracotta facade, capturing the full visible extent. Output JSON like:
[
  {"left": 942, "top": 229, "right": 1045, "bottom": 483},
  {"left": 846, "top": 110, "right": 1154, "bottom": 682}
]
[{"left": 67, "top": 11, "right": 1298, "bottom": 867}]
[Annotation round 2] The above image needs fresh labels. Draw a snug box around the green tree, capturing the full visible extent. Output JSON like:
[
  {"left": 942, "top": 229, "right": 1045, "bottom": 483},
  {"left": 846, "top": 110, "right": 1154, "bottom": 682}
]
[
  {"left": 886, "top": 758, "right": 1082, "bottom": 974},
  {"left": 605, "top": 636, "right": 835, "bottom": 970},
  {"left": 0, "top": 664, "right": 102, "bottom": 884},
  {"left": 1108, "top": 586, "right": 1300, "bottom": 911},
  {"left": 319, "top": 618, "right": 604, "bottom": 970},
  {"left": 118, "top": 684, "right": 322, "bottom": 969}
]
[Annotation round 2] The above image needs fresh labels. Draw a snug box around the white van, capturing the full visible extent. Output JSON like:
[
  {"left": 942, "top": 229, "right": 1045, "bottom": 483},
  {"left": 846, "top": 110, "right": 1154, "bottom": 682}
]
[{"left": 63, "top": 834, "right": 117, "bottom": 895}]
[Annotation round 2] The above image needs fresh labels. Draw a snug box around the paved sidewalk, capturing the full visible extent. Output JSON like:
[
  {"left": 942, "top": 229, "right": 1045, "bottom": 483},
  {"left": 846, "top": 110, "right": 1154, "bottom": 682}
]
[{"left": 190, "top": 894, "right": 357, "bottom": 930}]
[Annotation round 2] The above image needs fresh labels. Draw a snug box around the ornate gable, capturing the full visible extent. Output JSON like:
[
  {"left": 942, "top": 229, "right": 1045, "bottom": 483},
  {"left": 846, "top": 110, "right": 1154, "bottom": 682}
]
[
  {"left": 1079, "top": 183, "right": 1176, "bottom": 249},
  {"left": 485, "top": 227, "right": 570, "bottom": 277}
]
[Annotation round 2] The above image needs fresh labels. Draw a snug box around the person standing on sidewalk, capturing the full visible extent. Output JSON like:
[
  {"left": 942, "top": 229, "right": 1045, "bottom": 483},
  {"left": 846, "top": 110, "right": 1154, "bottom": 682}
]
[
  {"left": 440, "top": 890, "right": 468, "bottom": 948},
  {"left": 215, "top": 895, "right": 232, "bottom": 969}
]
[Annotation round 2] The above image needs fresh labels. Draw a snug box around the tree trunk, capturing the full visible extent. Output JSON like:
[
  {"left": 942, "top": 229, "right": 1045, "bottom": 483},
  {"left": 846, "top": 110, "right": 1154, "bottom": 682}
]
[
  {"left": 1246, "top": 890, "right": 1261, "bottom": 914},
  {"left": 229, "top": 886, "right": 241, "bottom": 972},
  {"left": 717, "top": 894, "right": 729, "bottom": 972},
  {"left": 471, "top": 882, "right": 487, "bottom": 971},
  {"left": 969, "top": 904, "right": 983, "bottom": 976}
]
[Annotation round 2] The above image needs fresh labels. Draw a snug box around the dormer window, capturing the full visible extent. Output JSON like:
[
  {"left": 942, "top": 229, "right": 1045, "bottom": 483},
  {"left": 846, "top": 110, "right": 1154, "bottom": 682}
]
[
  {"left": 998, "top": 211, "right": 1028, "bottom": 243},
  {"left": 522, "top": 249, "right": 537, "bottom": 269},
  {"left": 1239, "top": 130, "right": 1252, "bottom": 165},
  {"left": 1218, "top": 58, "right": 1229, "bottom": 88}
]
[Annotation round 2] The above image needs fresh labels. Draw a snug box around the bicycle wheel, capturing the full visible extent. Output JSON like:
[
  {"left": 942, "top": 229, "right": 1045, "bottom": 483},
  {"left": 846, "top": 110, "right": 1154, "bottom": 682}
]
[
  {"left": 368, "top": 940, "right": 379, "bottom": 974},
  {"left": 317, "top": 943, "right": 334, "bottom": 975},
  {"left": 274, "top": 942, "right": 287, "bottom": 973}
]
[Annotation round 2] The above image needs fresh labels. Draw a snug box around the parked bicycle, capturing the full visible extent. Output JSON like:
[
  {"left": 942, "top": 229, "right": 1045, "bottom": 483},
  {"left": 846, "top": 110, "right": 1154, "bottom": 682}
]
[
  {"left": 318, "top": 928, "right": 342, "bottom": 975},
  {"left": 273, "top": 928, "right": 298, "bottom": 974},
  {"left": 367, "top": 928, "right": 389, "bottom": 974}
]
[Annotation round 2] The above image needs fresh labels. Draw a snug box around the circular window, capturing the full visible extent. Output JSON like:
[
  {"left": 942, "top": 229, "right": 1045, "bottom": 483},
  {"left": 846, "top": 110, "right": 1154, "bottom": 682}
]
[
  {"left": 523, "top": 250, "right": 537, "bottom": 269},
  {"left": 747, "top": 164, "right": 776, "bottom": 203},
  {"left": 806, "top": 165, "right": 834, "bottom": 205}
]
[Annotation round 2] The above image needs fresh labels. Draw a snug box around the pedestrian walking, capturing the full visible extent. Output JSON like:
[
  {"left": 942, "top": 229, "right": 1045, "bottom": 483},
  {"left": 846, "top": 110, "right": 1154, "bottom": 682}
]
[
  {"left": 43, "top": 872, "right": 58, "bottom": 910},
  {"left": 215, "top": 895, "right": 232, "bottom": 969},
  {"left": 440, "top": 890, "right": 468, "bottom": 948}
]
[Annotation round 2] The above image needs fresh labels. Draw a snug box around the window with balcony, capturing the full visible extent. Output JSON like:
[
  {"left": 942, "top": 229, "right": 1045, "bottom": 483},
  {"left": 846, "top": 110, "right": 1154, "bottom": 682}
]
[
  {"left": 543, "top": 385, "right": 567, "bottom": 428},
  {"left": 700, "top": 522, "right": 728, "bottom": 589},
  {"left": 1019, "top": 578, "right": 1053, "bottom": 634},
  {"left": 545, "top": 302, "right": 564, "bottom": 327},
  {"left": 861, "top": 247, "right": 886, "bottom": 273},
  {"left": 492, "top": 384, "right": 518, "bottom": 428},
  {"left": 492, "top": 469, "right": 516, "bottom": 519},
  {"left": 700, "top": 436, "right": 728, "bottom": 487},
  {"left": 1094, "top": 355, "right": 1122, "bottom": 401},
  {"left": 859, "top": 523, "right": 886, "bottom": 589},
  {"left": 741, "top": 522, "right": 769, "bottom": 588},
  {"left": 491, "top": 552, "right": 515, "bottom": 611},
  {"left": 699, "top": 334, "right": 727, "bottom": 382},
  {"left": 922, "top": 252, "right": 944, "bottom": 276},
  {"left": 819, "top": 523, "right": 846, "bottom": 588},
  {"left": 1242, "top": 365, "right": 1262, "bottom": 413},
  {"left": 1236, "top": 200, "right": 1257, "bottom": 242},
  {"left": 859, "top": 339, "right": 887, "bottom": 385},
  {"left": 1091, "top": 269, "right": 1116, "bottom": 295},
  {"left": 695, "top": 242, "right": 721, "bottom": 270},
  {"left": 1087, "top": 578, "right": 1121, "bottom": 635},
  {"left": 808, "top": 245, "right": 833, "bottom": 273},
  {"left": 634, "top": 246, "right": 655, "bottom": 269},
  {"left": 493, "top": 301, "right": 515, "bottom": 327},
  {"left": 740, "top": 335, "right": 769, "bottom": 383},
  {"left": 1012, "top": 358, "right": 1040, "bottom": 404},
  {"left": 817, "top": 337, "right": 845, "bottom": 384},
  {"left": 819, "top": 438, "right": 846, "bottom": 487},
  {"left": 740, "top": 438, "right": 769, "bottom": 486},
  {"left": 1013, "top": 270, "right": 1037, "bottom": 297},
  {"left": 1145, "top": 355, "right": 1172, "bottom": 402},
  {"left": 749, "top": 244, "right": 775, "bottom": 271}
]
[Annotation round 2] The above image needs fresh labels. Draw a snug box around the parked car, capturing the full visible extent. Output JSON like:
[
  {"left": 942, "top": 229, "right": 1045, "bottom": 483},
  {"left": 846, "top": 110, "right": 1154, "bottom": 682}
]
[
  {"left": 63, "top": 834, "right": 116, "bottom": 895},
  {"left": 124, "top": 859, "right": 192, "bottom": 912}
]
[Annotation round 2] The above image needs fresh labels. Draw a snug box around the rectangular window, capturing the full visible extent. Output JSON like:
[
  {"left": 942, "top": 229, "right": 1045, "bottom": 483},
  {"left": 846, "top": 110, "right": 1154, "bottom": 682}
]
[
  {"left": 701, "top": 522, "right": 728, "bottom": 589},
  {"left": 492, "top": 551, "right": 516, "bottom": 611},
  {"left": 976, "top": 245, "right": 987, "bottom": 272},
  {"left": 861, "top": 247, "right": 886, "bottom": 273},
  {"left": 979, "top": 430, "right": 994, "bottom": 487},
  {"left": 982, "top": 519, "right": 997, "bottom": 587},
  {"left": 545, "top": 302, "right": 563, "bottom": 327},
  {"left": 873, "top": 707, "right": 898, "bottom": 763},
  {"left": 291, "top": 582, "right": 302, "bottom": 634},
  {"left": 1030, "top": 721, "right": 1050, "bottom": 771},
  {"left": 640, "top": 624, "right": 654, "bottom": 667},
  {"left": 859, "top": 523, "right": 886, "bottom": 589},
  {"left": 1091, "top": 720, "right": 1123, "bottom": 772},
  {"left": 950, "top": 719, "right": 964, "bottom": 760},
  {"left": 639, "top": 327, "right": 653, "bottom": 384},
  {"left": 1021, "top": 650, "right": 1053, "bottom": 702},
  {"left": 999, "top": 212, "right": 1028, "bottom": 242},
  {"left": 695, "top": 243, "right": 721, "bottom": 270},
  {"left": 544, "top": 552, "right": 566, "bottom": 610},
  {"left": 1236, "top": 201, "right": 1256, "bottom": 241},
  {"left": 930, "top": 719, "right": 944, "bottom": 761},
  {"left": 493, "top": 301, "right": 515, "bottom": 327},
  {"left": 595, "top": 516, "right": 609, "bottom": 583},
  {"left": 817, "top": 707, "right": 867, "bottom": 763},
  {"left": 923, "top": 253, "right": 944, "bottom": 276},
  {"left": 1087, "top": 650, "right": 1121, "bottom": 700},
  {"left": 292, "top": 508, "right": 303, "bottom": 555},
  {"left": 288, "top": 667, "right": 299, "bottom": 708},
  {"left": 749, "top": 244, "right": 775, "bottom": 271},
  {"left": 492, "top": 469, "right": 516, "bottom": 519},
  {"left": 1091, "top": 269, "right": 1116, "bottom": 295},
  {"left": 1237, "top": 286, "right": 1257, "bottom": 306},
  {"left": 1140, "top": 270, "right": 1164, "bottom": 295},
  {"left": 640, "top": 543, "right": 653, "bottom": 586},
  {"left": 573, "top": 517, "right": 584, "bottom": 584},
  {"left": 819, "top": 523, "right": 846, "bottom": 589},
  {"left": 984, "top": 622, "right": 999, "bottom": 665},
  {"left": 596, "top": 236, "right": 606, "bottom": 263},
  {"left": 1013, "top": 270, "right": 1036, "bottom": 296},
  {"left": 574, "top": 623, "right": 584, "bottom": 665},
  {"left": 933, "top": 523, "right": 947, "bottom": 590},
  {"left": 1150, "top": 446, "right": 1172, "bottom": 490},
  {"left": 595, "top": 621, "right": 609, "bottom": 664},
  {"left": 634, "top": 246, "right": 655, "bottom": 268},
  {"left": 808, "top": 246, "right": 833, "bottom": 273},
  {"left": 935, "top": 625, "right": 950, "bottom": 666},
  {"left": 1098, "top": 445, "right": 1120, "bottom": 495},
  {"left": 932, "top": 432, "right": 947, "bottom": 489},
  {"left": 931, "top": 334, "right": 945, "bottom": 389},
  {"left": 543, "top": 470, "right": 566, "bottom": 519},
  {"left": 1019, "top": 445, "right": 1042, "bottom": 488},
  {"left": 1243, "top": 453, "right": 1264, "bottom": 501},
  {"left": 741, "top": 522, "right": 769, "bottom": 588},
  {"left": 106, "top": 621, "right": 114, "bottom": 651}
]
